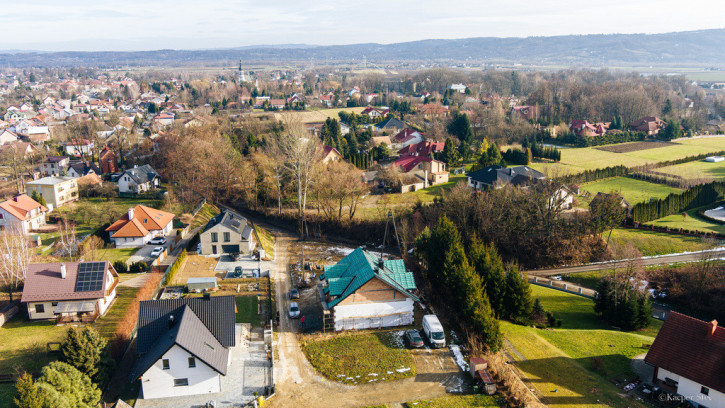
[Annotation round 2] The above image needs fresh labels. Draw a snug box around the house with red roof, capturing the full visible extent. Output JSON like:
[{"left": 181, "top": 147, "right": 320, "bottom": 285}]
[
  {"left": 319, "top": 94, "right": 333, "bottom": 107},
  {"left": 106, "top": 205, "right": 175, "bottom": 248},
  {"left": 320, "top": 145, "right": 343, "bottom": 164},
  {"left": 644, "top": 312, "right": 725, "bottom": 406},
  {"left": 21, "top": 261, "right": 118, "bottom": 322},
  {"left": 0, "top": 194, "right": 48, "bottom": 234},
  {"left": 421, "top": 104, "right": 449, "bottom": 119},
  {"left": 99, "top": 147, "right": 119, "bottom": 174},
  {"left": 511, "top": 105, "right": 538, "bottom": 121},
  {"left": 630, "top": 116, "right": 667, "bottom": 135},
  {"left": 569, "top": 120, "right": 609, "bottom": 137},
  {"left": 393, "top": 128, "right": 424, "bottom": 148},
  {"left": 397, "top": 140, "right": 445, "bottom": 158},
  {"left": 361, "top": 107, "right": 389, "bottom": 119}
]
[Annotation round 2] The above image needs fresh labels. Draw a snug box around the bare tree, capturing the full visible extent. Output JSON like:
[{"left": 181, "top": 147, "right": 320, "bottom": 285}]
[
  {"left": 0, "top": 225, "right": 33, "bottom": 302},
  {"left": 278, "top": 116, "right": 320, "bottom": 237},
  {"left": 56, "top": 216, "right": 78, "bottom": 259}
]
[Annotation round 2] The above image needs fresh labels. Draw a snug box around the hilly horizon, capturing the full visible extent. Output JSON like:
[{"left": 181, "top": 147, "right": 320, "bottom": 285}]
[{"left": 2, "top": 28, "right": 725, "bottom": 68}]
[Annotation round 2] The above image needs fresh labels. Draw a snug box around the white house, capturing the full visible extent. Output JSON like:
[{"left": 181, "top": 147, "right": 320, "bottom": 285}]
[
  {"left": 64, "top": 139, "right": 94, "bottom": 156},
  {"left": 130, "top": 296, "right": 236, "bottom": 400},
  {"left": 449, "top": 83, "right": 467, "bottom": 93},
  {"left": 118, "top": 164, "right": 160, "bottom": 194},
  {"left": 644, "top": 312, "right": 725, "bottom": 408},
  {"left": 199, "top": 210, "right": 254, "bottom": 256},
  {"left": 21, "top": 261, "right": 118, "bottom": 322},
  {"left": 321, "top": 247, "right": 420, "bottom": 331},
  {"left": 0, "top": 194, "right": 48, "bottom": 234},
  {"left": 13, "top": 119, "right": 49, "bottom": 142},
  {"left": 0, "top": 129, "right": 18, "bottom": 145},
  {"left": 105, "top": 205, "right": 174, "bottom": 248}
]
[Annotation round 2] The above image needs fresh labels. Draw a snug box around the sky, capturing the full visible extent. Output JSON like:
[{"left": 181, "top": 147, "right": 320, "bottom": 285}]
[{"left": 1, "top": 0, "right": 724, "bottom": 51}]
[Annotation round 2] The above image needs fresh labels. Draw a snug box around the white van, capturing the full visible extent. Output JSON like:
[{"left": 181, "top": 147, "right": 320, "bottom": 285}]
[{"left": 422, "top": 314, "right": 446, "bottom": 348}]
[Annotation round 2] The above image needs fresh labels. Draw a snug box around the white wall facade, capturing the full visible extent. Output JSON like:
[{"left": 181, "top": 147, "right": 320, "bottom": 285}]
[
  {"left": 333, "top": 298, "right": 414, "bottom": 331},
  {"left": 110, "top": 233, "right": 148, "bottom": 248},
  {"left": 656, "top": 367, "right": 725, "bottom": 408},
  {"left": 141, "top": 344, "right": 221, "bottom": 399}
]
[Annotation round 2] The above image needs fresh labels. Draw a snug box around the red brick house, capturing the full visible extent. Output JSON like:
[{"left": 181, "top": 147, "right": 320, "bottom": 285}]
[{"left": 99, "top": 147, "right": 118, "bottom": 174}]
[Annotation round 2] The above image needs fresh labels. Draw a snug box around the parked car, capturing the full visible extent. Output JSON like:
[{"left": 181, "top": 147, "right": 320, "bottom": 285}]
[
  {"left": 233, "top": 266, "right": 243, "bottom": 278},
  {"left": 422, "top": 314, "right": 446, "bottom": 348},
  {"left": 289, "top": 288, "right": 300, "bottom": 299},
  {"left": 288, "top": 302, "right": 300, "bottom": 319},
  {"left": 150, "top": 246, "right": 164, "bottom": 258},
  {"left": 148, "top": 236, "right": 166, "bottom": 245},
  {"left": 403, "top": 329, "right": 424, "bottom": 348}
]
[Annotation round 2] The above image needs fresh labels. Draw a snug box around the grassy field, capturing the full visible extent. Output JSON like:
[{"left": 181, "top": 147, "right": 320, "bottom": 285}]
[
  {"left": 579, "top": 177, "right": 682, "bottom": 206},
  {"left": 405, "top": 395, "right": 499, "bottom": 407},
  {"left": 188, "top": 203, "right": 220, "bottom": 230},
  {"left": 301, "top": 330, "right": 416, "bottom": 384},
  {"left": 502, "top": 285, "right": 661, "bottom": 408},
  {"left": 646, "top": 205, "right": 725, "bottom": 234},
  {"left": 657, "top": 159, "right": 725, "bottom": 180},
  {"left": 530, "top": 136, "right": 725, "bottom": 174},
  {"left": 272, "top": 107, "right": 366, "bottom": 124},
  {"left": 254, "top": 226, "right": 275, "bottom": 260},
  {"left": 608, "top": 228, "right": 719, "bottom": 256},
  {"left": 235, "top": 296, "right": 260, "bottom": 326}
]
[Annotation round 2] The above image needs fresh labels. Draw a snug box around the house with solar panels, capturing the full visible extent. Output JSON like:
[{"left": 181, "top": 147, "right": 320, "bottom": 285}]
[
  {"left": 320, "top": 247, "right": 420, "bottom": 331},
  {"left": 21, "top": 261, "right": 119, "bottom": 322}
]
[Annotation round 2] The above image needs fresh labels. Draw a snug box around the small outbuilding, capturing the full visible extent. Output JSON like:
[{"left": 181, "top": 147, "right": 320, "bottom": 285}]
[
  {"left": 704, "top": 156, "right": 725, "bottom": 163},
  {"left": 470, "top": 357, "right": 496, "bottom": 395},
  {"left": 186, "top": 277, "right": 217, "bottom": 293}
]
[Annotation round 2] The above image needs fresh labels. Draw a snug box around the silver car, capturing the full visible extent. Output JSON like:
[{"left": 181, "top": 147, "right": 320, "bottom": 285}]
[{"left": 288, "top": 302, "right": 300, "bottom": 319}]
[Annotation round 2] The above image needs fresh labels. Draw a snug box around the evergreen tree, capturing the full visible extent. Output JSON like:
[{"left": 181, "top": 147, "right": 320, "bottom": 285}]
[
  {"left": 14, "top": 373, "right": 44, "bottom": 408},
  {"left": 30, "top": 190, "right": 46, "bottom": 207},
  {"left": 478, "top": 142, "right": 503, "bottom": 168},
  {"left": 504, "top": 266, "right": 534, "bottom": 321},
  {"left": 446, "top": 113, "right": 473, "bottom": 144},
  {"left": 440, "top": 137, "right": 460, "bottom": 166},
  {"left": 60, "top": 327, "right": 113, "bottom": 385},
  {"left": 35, "top": 362, "right": 101, "bottom": 408},
  {"left": 468, "top": 235, "right": 507, "bottom": 318},
  {"left": 662, "top": 98, "right": 673, "bottom": 116}
]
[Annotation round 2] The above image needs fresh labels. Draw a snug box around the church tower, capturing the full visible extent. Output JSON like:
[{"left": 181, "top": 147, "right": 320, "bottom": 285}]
[{"left": 238, "top": 59, "right": 247, "bottom": 83}]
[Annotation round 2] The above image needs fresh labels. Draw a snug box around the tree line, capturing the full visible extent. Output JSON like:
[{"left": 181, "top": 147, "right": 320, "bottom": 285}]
[{"left": 631, "top": 181, "right": 725, "bottom": 223}]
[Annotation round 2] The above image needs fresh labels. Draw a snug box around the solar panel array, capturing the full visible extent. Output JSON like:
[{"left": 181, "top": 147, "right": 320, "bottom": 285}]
[{"left": 75, "top": 262, "right": 105, "bottom": 292}]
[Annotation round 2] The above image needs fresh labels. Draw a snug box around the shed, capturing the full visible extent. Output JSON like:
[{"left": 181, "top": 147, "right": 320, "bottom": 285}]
[
  {"left": 469, "top": 357, "right": 488, "bottom": 378},
  {"left": 187, "top": 277, "right": 217, "bottom": 293},
  {"left": 475, "top": 369, "right": 497, "bottom": 395}
]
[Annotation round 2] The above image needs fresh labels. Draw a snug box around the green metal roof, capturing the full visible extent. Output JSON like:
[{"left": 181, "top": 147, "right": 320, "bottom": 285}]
[{"left": 322, "top": 247, "right": 419, "bottom": 308}]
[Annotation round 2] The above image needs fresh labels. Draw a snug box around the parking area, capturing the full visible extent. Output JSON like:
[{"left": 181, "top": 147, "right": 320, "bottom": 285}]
[
  {"left": 134, "top": 323, "right": 271, "bottom": 408},
  {"left": 124, "top": 233, "right": 177, "bottom": 266},
  {"left": 215, "top": 254, "right": 274, "bottom": 278}
]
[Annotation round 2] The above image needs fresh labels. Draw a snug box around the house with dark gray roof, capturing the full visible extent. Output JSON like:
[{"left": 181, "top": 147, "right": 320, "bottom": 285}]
[
  {"left": 374, "top": 117, "right": 406, "bottom": 132},
  {"left": 199, "top": 209, "right": 255, "bottom": 256},
  {"left": 117, "top": 164, "right": 160, "bottom": 194},
  {"left": 320, "top": 247, "right": 420, "bottom": 331},
  {"left": 466, "top": 165, "right": 546, "bottom": 190},
  {"left": 130, "top": 295, "right": 236, "bottom": 400}
]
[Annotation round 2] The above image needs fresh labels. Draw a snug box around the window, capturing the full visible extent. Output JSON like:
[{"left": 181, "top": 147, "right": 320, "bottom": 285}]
[
  {"left": 701, "top": 386, "right": 709, "bottom": 395},
  {"left": 223, "top": 232, "right": 230, "bottom": 242},
  {"left": 211, "top": 232, "right": 218, "bottom": 243},
  {"left": 34, "top": 304, "right": 45, "bottom": 313},
  {"left": 188, "top": 357, "right": 196, "bottom": 368},
  {"left": 212, "top": 245, "right": 217, "bottom": 254},
  {"left": 51, "top": 301, "right": 58, "bottom": 307},
  {"left": 174, "top": 378, "right": 188, "bottom": 387},
  {"left": 162, "top": 359, "right": 169, "bottom": 370}
]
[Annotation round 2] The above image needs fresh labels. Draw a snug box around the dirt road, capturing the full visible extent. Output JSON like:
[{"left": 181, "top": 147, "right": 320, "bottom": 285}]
[{"left": 266, "top": 228, "right": 466, "bottom": 408}]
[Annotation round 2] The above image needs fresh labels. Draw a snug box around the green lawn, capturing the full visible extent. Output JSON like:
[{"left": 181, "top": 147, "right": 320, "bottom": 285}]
[
  {"left": 405, "top": 395, "right": 499, "bottom": 407},
  {"left": 189, "top": 203, "right": 220, "bottom": 230},
  {"left": 657, "top": 159, "right": 725, "bottom": 180},
  {"left": 235, "top": 296, "right": 260, "bottom": 326},
  {"left": 301, "top": 330, "right": 416, "bottom": 384},
  {"left": 410, "top": 174, "right": 468, "bottom": 202},
  {"left": 579, "top": 177, "right": 682, "bottom": 206},
  {"left": 646, "top": 205, "right": 725, "bottom": 234},
  {"left": 530, "top": 136, "right": 725, "bottom": 174},
  {"left": 254, "top": 226, "right": 275, "bottom": 260},
  {"left": 501, "top": 285, "right": 661, "bottom": 408},
  {"left": 94, "top": 286, "right": 142, "bottom": 338},
  {"left": 608, "top": 228, "right": 719, "bottom": 256}
]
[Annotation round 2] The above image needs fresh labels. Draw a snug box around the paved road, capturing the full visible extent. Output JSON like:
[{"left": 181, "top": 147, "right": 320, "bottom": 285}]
[{"left": 526, "top": 248, "right": 725, "bottom": 276}]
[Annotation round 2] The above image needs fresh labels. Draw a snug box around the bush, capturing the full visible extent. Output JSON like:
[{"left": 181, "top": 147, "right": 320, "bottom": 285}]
[
  {"left": 163, "top": 250, "right": 187, "bottom": 285},
  {"left": 129, "top": 262, "right": 147, "bottom": 273},
  {"left": 112, "top": 260, "right": 127, "bottom": 274}
]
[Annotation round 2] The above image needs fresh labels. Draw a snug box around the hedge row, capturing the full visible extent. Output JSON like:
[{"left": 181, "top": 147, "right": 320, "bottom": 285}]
[
  {"left": 631, "top": 181, "right": 725, "bottom": 223},
  {"left": 560, "top": 165, "right": 629, "bottom": 185},
  {"left": 633, "top": 223, "right": 725, "bottom": 239},
  {"left": 163, "top": 249, "right": 187, "bottom": 286}
]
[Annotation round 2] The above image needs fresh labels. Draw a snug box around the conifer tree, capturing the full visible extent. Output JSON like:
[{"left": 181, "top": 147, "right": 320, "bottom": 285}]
[{"left": 14, "top": 373, "right": 44, "bottom": 408}]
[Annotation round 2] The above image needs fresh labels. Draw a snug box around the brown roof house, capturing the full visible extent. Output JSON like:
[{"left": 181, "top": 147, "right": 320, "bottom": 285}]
[
  {"left": 630, "top": 116, "right": 667, "bottom": 135},
  {"left": 644, "top": 312, "right": 725, "bottom": 406},
  {"left": 105, "top": 205, "right": 175, "bottom": 248},
  {"left": 21, "top": 261, "right": 119, "bottom": 323}
]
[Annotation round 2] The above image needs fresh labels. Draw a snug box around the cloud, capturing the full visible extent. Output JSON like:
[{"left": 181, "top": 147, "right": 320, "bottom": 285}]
[{"left": 0, "top": 0, "right": 723, "bottom": 51}]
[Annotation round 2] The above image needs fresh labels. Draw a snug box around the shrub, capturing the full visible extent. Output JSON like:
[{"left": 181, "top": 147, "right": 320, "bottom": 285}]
[
  {"left": 112, "top": 260, "right": 127, "bottom": 274},
  {"left": 129, "top": 261, "right": 147, "bottom": 273},
  {"left": 163, "top": 250, "right": 187, "bottom": 286}
]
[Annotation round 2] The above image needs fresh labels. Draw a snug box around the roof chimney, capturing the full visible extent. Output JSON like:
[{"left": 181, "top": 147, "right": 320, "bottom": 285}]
[
  {"left": 60, "top": 263, "right": 66, "bottom": 279},
  {"left": 168, "top": 314, "right": 176, "bottom": 328},
  {"left": 709, "top": 320, "right": 718, "bottom": 336},
  {"left": 203, "top": 292, "right": 211, "bottom": 301},
  {"left": 127, "top": 207, "right": 134, "bottom": 220}
]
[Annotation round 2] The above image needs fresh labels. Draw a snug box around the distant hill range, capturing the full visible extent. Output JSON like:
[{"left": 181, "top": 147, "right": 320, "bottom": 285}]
[{"left": 3, "top": 29, "right": 725, "bottom": 68}]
